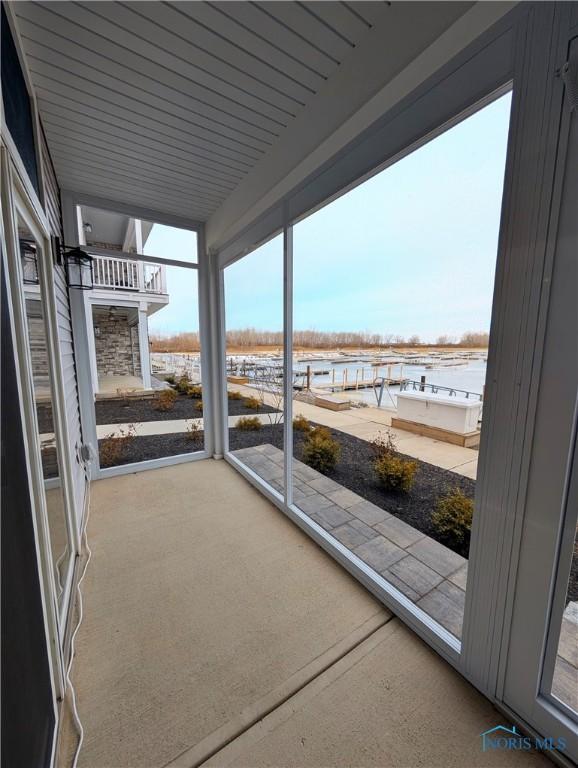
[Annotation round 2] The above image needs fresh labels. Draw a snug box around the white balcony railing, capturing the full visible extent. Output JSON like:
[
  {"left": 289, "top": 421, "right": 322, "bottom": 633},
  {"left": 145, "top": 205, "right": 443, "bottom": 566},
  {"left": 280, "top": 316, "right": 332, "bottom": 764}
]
[{"left": 92, "top": 256, "right": 167, "bottom": 295}]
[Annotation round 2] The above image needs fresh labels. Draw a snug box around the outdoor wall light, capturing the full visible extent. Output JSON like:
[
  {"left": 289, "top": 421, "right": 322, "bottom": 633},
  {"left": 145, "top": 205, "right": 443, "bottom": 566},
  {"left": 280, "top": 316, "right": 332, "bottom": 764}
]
[
  {"left": 19, "top": 237, "right": 39, "bottom": 284},
  {"left": 63, "top": 245, "right": 94, "bottom": 290}
]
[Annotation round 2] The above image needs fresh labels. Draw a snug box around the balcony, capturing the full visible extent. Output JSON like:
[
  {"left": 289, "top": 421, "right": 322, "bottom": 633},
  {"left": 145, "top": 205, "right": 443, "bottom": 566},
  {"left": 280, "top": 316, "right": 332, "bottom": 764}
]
[{"left": 92, "top": 255, "right": 167, "bottom": 295}]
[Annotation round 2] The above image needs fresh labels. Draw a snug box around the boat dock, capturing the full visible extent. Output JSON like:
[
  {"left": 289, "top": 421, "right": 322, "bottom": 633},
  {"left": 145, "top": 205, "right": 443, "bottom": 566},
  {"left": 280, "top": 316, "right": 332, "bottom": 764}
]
[{"left": 295, "top": 364, "right": 406, "bottom": 392}]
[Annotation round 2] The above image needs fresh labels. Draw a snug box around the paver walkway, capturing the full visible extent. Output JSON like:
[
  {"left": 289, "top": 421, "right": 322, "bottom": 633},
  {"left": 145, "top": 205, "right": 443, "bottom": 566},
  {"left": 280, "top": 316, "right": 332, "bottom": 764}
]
[{"left": 232, "top": 443, "right": 468, "bottom": 638}]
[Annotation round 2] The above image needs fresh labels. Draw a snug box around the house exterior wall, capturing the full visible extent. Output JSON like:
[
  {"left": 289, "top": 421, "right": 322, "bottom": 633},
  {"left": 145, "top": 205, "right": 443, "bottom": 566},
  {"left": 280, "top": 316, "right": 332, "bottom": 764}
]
[
  {"left": 93, "top": 314, "right": 141, "bottom": 377},
  {"left": 40, "top": 129, "right": 87, "bottom": 527},
  {"left": 25, "top": 299, "right": 50, "bottom": 390}
]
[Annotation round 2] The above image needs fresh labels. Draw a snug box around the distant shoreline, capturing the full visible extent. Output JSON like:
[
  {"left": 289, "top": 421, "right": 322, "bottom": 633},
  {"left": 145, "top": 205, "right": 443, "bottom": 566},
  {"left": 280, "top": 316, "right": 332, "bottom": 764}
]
[{"left": 151, "top": 344, "right": 489, "bottom": 355}]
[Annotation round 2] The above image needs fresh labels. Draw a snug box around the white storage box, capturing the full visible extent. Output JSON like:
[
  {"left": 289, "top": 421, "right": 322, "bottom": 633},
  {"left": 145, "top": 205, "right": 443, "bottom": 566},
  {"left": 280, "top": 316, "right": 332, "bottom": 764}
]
[{"left": 396, "top": 390, "right": 481, "bottom": 434}]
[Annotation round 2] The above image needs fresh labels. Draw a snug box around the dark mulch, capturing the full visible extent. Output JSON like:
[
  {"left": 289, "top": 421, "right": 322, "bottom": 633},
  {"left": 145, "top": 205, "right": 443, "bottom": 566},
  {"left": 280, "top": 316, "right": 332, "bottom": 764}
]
[
  {"left": 37, "top": 402, "right": 54, "bottom": 433},
  {"left": 570, "top": 544, "right": 578, "bottom": 604},
  {"left": 99, "top": 432, "right": 204, "bottom": 469},
  {"left": 95, "top": 392, "right": 276, "bottom": 424}
]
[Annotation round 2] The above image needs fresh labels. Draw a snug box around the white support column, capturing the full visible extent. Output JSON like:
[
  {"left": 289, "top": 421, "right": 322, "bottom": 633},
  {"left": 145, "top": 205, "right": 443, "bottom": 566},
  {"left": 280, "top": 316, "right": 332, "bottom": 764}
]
[
  {"left": 138, "top": 307, "right": 152, "bottom": 389},
  {"left": 85, "top": 299, "right": 99, "bottom": 396},
  {"left": 203, "top": 240, "right": 225, "bottom": 459},
  {"left": 134, "top": 218, "right": 143, "bottom": 253},
  {"left": 283, "top": 220, "right": 293, "bottom": 507},
  {"left": 62, "top": 192, "right": 100, "bottom": 478}
]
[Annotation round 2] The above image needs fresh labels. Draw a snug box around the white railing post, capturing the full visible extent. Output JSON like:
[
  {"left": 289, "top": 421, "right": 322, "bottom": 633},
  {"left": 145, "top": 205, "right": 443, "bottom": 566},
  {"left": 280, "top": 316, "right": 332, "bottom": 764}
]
[{"left": 137, "top": 260, "right": 145, "bottom": 291}]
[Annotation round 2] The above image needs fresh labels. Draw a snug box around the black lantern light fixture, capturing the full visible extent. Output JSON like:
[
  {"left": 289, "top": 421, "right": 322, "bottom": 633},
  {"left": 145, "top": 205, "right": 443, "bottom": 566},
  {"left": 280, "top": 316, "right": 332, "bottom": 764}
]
[
  {"left": 63, "top": 244, "right": 94, "bottom": 290},
  {"left": 20, "top": 238, "right": 39, "bottom": 284}
]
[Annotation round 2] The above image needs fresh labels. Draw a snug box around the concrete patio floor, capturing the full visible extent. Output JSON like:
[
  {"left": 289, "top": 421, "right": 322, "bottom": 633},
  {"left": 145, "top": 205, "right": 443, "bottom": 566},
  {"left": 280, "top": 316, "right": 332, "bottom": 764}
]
[{"left": 59, "top": 459, "right": 551, "bottom": 768}]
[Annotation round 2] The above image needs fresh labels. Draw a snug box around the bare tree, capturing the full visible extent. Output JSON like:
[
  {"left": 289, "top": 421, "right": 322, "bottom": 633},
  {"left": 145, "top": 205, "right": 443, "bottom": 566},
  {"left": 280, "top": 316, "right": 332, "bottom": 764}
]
[{"left": 250, "top": 364, "right": 298, "bottom": 440}]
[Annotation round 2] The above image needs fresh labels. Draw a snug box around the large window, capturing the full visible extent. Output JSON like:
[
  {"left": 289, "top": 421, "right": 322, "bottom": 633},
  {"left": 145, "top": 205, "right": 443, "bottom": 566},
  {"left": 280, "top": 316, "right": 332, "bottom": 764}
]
[
  {"left": 75, "top": 206, "right": 206, "bottom": 471},
  {"left": 224, "top": 235, "right": 286, "bottom": 495},
  {"left": 288, "top": 93, "right": 512, "bottom": 642}
]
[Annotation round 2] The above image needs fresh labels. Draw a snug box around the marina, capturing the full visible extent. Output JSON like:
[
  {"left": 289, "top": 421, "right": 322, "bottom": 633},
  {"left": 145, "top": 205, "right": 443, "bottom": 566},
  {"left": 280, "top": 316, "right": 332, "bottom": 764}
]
[{"left": 151, "top": 349, "right": 488, "bottom": 409}]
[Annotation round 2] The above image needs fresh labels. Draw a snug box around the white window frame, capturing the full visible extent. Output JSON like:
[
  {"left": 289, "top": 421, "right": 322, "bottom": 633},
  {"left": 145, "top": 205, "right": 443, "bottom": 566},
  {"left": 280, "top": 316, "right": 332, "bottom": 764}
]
[
  {"left": 60, "top": 191, "right": 214, "bottom": 481},
  {"left": 0, "top": 145, "right": 79, "bottom": 735}
]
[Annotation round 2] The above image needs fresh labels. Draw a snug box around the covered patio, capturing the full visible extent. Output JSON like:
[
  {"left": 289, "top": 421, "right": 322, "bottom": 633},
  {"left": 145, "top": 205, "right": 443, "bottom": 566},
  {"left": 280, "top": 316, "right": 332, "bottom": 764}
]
[
  {"left": 2, "top": 2, "right": 577, "bottom": 768},
  {"left": 58, "top": 459, "right": 548, "bottom": 768}
]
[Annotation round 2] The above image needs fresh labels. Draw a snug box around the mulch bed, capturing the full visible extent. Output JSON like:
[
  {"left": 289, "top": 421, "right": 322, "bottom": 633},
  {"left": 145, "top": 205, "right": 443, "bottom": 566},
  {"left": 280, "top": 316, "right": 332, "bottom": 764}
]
[
  {"left": 99, "top": 432, "right": 204, "bottom": 468},
  {"left": 95, "top": 391, "right": 277, "bottom": 424}
]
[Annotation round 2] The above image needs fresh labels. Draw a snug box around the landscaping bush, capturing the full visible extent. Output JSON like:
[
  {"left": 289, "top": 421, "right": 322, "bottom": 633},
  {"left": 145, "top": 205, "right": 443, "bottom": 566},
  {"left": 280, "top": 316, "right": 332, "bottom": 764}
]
[
  {"left": 370, "top": 430, "right": 398, "bottom": 458},
  {"left": 228, "top": 390, "right": 243, "bottom": 400},
  {"left": 309, "top": 425, "right": 332, "bottom": 441},
  {"left": 302, "top": 430, "right": 341, "bottom": 473},
  {"left": 371, "top": 429, "right": 416, "bottom": 493},
  {"left": 244, "top": 395, "right": 261, "bottom": 410},
  {"left": 293, "top": 414, "right": 311, "bottom": 433},
  {"left": 195, "top": 400, "right": 203, "bottom": 412},
  {"left": 164, "top": 374, "right": 175, "bottom": 385},
  {"left": 185, "top": 420, "right": 202, "bottom": 444},
  {"left": 154, "top": 388, "right": 178, "bottom": 412},
  {"left": 187, "top": 385, "right": 202, "bottom": 399},
  {"left": 99, "top": 424, "right": 136, "bottom": 466},
  {"left": 373, "top": 453, "right": 417, "bottom": 493},
  {"left": 175, "top": 374, "right": 191, "bottom": 394},
  {"left": 236, "top": 416, "right": 262, "bottom": 431},
  {"left": 431, "top": 488, "right": 474, "bottom": 548}
]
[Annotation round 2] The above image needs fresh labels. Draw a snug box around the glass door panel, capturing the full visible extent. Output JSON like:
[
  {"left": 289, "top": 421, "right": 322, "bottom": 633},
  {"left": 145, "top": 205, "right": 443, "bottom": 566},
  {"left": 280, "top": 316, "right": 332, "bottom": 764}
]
[
  {"left": 291, "top": 92, "right": 512, "bottom": 642},
  {"left": 17, "top": 214, "right": 73, "bottom": 613},
  {"left": 224, "top": 235, "right": 285, "bottom": 497}
]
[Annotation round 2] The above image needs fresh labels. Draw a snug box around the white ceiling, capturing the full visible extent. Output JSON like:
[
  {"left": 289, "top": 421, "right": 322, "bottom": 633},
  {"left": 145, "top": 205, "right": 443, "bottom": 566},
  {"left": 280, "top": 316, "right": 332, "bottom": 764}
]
[{"left": 15, "top": 1, "right": 392, "bottom": 222}]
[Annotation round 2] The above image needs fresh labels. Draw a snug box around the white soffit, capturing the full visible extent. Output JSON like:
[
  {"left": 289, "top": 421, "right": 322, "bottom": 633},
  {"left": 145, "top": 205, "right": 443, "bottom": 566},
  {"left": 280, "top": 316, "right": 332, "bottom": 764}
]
[
  {"left": 207, "top": 1, "right": 519, "bottom": 251},
  {"left": 14, "top": 0, "right": 393, "bottom": 221}
]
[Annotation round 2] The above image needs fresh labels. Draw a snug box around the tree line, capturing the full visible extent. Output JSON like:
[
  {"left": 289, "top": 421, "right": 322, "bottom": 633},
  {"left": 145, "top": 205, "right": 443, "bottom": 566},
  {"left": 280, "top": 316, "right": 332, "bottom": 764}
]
[{"left": 150, "top": 328, "right": 489, "bottom": 352}]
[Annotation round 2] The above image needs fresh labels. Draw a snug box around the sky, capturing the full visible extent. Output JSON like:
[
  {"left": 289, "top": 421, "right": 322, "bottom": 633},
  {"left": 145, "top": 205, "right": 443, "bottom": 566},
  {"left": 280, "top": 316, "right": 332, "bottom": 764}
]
[
  {"left": 145, "top": 224, "right": 199, "bottom": 336},
  {"left": 149, "top": 92, "right": 512, "bottom": 341}
]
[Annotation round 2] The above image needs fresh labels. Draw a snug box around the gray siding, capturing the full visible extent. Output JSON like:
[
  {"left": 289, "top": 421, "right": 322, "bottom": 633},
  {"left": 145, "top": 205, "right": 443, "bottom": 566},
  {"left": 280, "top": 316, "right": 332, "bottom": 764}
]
[{"left": 41, "top": 129, "right": 87, "bottom": 524}]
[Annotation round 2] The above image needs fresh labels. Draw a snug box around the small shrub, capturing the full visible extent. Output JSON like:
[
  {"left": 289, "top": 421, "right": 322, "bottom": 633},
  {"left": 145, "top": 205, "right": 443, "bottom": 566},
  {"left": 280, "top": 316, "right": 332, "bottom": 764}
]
[
  {"left": 293, "top": 414, "right": 311, "bottom": 433},
  {"left": 195, "top": 400, "right": 203, "bottom": 412},
  {"left": 185, "top": 420, "right": 202, "bottom": 444},
  {"left": 244, "top": 395, "right": 261, "bottom": 410},
  {"left": 187, "top": 385, "right": 202, "bottom": 399},
  {"left": 154, "top": 388, "right": 178, "bottom": 412},
  {"left": 236, "top": 416, "right": 262, "bottom": 431},
  {"left": 165, "top": 374, "right": 175, "bottom": 385},
  {"left": 172, "top": 374, "right": 191, "bottom": 394},
  {"left": 370, "top": 430, "right": 398, "bottom": 458},
  {"left": 302, "top": 432, "right": 341, "bottom": 473},
  {"left": 373, "top": 453, "right": 417, "bottom": 493},
  {"left": 309, "top": 425, "right": 332, "bottom": 441},
  {"left": 432, "top": 488, "right": 474, "bottom": 548},
  {"left": 228, "top": 390, "right": 243, "bottom": 400},
  {"left": 99, "top": 424, "right": 136, "bottom": 466}
]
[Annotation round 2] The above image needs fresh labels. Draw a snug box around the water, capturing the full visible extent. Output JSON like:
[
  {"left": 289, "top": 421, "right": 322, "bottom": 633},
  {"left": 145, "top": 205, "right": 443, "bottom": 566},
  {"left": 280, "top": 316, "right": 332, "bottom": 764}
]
[
  {"left": 152, "top": 351, "right": 488, "bottom": 409},
  {"left": 224, "top": 351, "right": 487, "bottom": 408}
]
